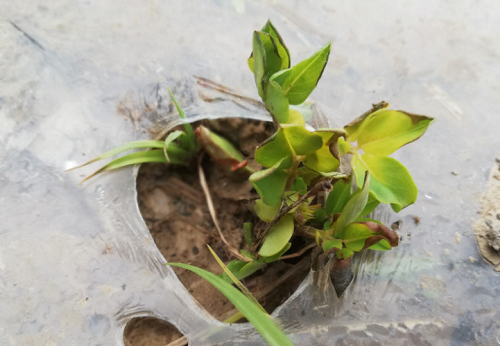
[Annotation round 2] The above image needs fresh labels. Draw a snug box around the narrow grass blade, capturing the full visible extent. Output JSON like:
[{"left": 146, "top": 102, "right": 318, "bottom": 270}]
[
  {"left": 166, "top": 262, "right": 295, "bottom": 346},
  {"left": 66, "top": 140, "right": 165, "bottom": 171},
  {"left": 167, "top": 88, "right": 197, "bottom": 152},
  {"left": 207, "top": 245, "right": 266, "bottom": 313},
  {"left": 79, "top": 149, "right": 172, "bottom": 184}
]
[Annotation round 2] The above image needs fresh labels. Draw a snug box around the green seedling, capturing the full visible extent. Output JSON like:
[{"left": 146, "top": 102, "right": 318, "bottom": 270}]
[{"left": 69, "top": 19, "right": 434, "bottom": 341}]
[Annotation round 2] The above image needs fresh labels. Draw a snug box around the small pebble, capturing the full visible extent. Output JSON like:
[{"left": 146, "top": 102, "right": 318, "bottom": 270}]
[
  {"left": 455, "top": 232, "right": 462, "bottom": 244},
  {"left": 469, "top": 256, "right": 475, "bottom": 263},
  {"left": 451, "top": 171, "right": 458, "bottom": 176}
]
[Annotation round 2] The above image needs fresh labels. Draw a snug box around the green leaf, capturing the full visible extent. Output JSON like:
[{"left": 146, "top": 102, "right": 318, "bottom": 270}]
[
  {"left": 326, "top": 179, "right": 351, "bottom": 216},
  {"left": 167, "top": 88, "right": 196, "bottom": 151},
  {"left": 166, "top": 263, "right": 295, "bottom": 346},
  {"left": 338, "top": 137, "right": 351, "bottom": 156},
  {"left": 240, "top": 249, "right": 257, "bottom": 261},
  {"left": 259, "top": 214, "right": 294, "bottom": 257},
  {"left": 255, "top": 128, "right": 293, "bottom": 168},
  {"left": 337, "top": 248, "right": 354, "bottom": 259},
  {"left": 303, "top": 144, "right": 339, "bottom": 173},
  {"left": 254, "top": 199, "right": 281, "bottom": 222},
  {"left": 356, "top": 110, "right": 435, "bottom": 156},
  {"left": 252, "top": 31, "right": 267, "bottom": 99},
  {"left": 265, "top": 80, "right": 289, "bottom": 123},
  {"left": 283, "top": 126, "right": 323, "bottom": 155},
  {"left": 248, "top": 20, "right": 290, "bottom": 74},
  {"left": 250, "top": 158, "right": 289, "bottom": 206},
  {"left": 220, "top": 260, "right": 248, "bottom": 283},
  {"left": 323, "top": 239, "right": 342, "bottom": 252},
  {"left": 238, "top": 261, "right": 267, "bottom": 279},
  {"left": 284, "top": 109, "right": 305, "bottom": 126},
  {"left": 344, "top": 104, "right": 389, "bottom": 142},
  {"left": 208, "top": 246, "right": 263, "bottom": 311},
  {"left": 342, "top": 223, "right": 375, "bottom": 251},
  {"left": 314, "top": 207, "right": 327, "bottom": 223},
  {"left": 352, "top": 153, "right": 417, "bottom": 212},
  {"left": 261, "top": 20, "right": 290, "bottom": 70},
  {"left": 66, "top": 140, "right": 166, "bottom": 171},
  {"left": 271, "top": 42, "right": 331, "bottom": 105},
  {"left": 260, "top": 242, "right": 292, "bottom": 263},
  {"left": 244, "top": 222, "right": 254, "bottom": 247},
  {"left": 291, "top": 176, "right": 307, "bottom": 195},
  {"left": 163, "top": 130, "right": 186, "bottom": 162},
  {"left": 367, "top": 239, "right": 392, "bottom": 251},
  {"left": 79, "top": 149, "right": 187, "bottom": 184},
  {"left": 334, "top": 172, "right": 370, "bottom": 235},
  {"left": 359, "top": 192, "right": 380, "bottom": 217}
]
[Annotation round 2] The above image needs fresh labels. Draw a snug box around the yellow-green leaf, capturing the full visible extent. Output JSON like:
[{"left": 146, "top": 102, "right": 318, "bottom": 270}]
[
  {"left": 259, "top": 214, "right": 295, "bottom": 257},
  {"left": 265, "top": 80, "right": 289, "bottom": 123},
  {"left": 342, "top": 223, "right": 375, "bottom": 251},
  {"left": 303, "top": 144, "right": 339, "bottom": 173},
  {"left": 283, "top": 126, "right": 323, "bottom": 155},
  {"left": 352, "top": 153, "right": 417, "bottom": 212},
  {"left": 356, "top": 110, "right": 435, "bottom": 156},
  {"left": 250, "top": 158, "right": 290, "bottom": 206},
  {"left": 254, "top": 199, "right": 281, "bottom": 222},
  {"left": 333, "top": 172, "right": 370, "bottom": 234}
]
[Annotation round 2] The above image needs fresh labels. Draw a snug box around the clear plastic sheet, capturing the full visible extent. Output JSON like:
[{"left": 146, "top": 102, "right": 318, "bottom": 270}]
[{"left": 1, "top": 1, "right": 500, "bottom": 345}]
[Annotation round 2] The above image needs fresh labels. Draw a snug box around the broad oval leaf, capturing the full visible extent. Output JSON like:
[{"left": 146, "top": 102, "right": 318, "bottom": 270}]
[
  {"left": 259, "top": 214, "right": 295, "bottom": 257},
  {"left": 166, "top": 263, "right": 295, "bottom": 346},
  {"left": 341, "top": 223, "right": 375, "bottom": 252},
  {"left": 303, "top": 144, "right": 339, "bottom": 173},
  {"left": 344, "top": 102, "right": 389, "bottom": 142},
  {"left": 255, "top": 128, "right": 293, "bottom": 168},
  {"left": 271, "top": 42, "right": 331, "bottom": 105},
  {"left": 333, "top": 172, "right": 370, "bottom": 235},
  {"left": 357, "top": 110, "right": 435, "bottom": 156},
  {"left": 352, "top": 153, "right": 417, "bottom": 212},
  {"left": 283, "top": 126, "right": 323, "bottom": 155},
  {"left": 323, "top": 239, "right": 342, "bottom": 252},
  {"left": 290, "top": 176, "right": 307, "bottom": 195},
  {"left": 250, "top": 158, "right": 290, "bottom": 206},
  {"left": 265, "top": 80, "right": 289, "bottom": 123},
  {"left": 255, "top": 199, "right": 281, "bottom": 222},
  {"left": 284, "top": 109, "right": 305, "bottom": 126},
  {"left": 261, "top": 242, "right": 292, "bottom": 263}
]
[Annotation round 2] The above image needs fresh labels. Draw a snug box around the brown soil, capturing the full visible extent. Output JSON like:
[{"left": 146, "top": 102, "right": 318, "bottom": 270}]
[{"left": 124, "top": 118, "right": 311, "bottom": 346}]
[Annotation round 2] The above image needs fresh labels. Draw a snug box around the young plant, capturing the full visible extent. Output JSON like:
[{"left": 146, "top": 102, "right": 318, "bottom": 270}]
[
  {"left": 223, "top": 20, "right": 434, "bottom": 280},
  {"left": 68, "top": 19, "right": 434, "bottom": 333}
]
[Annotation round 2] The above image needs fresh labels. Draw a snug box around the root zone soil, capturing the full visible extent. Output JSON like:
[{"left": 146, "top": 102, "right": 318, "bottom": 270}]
[{"left": 124, "top": 118, "right": 312, "bottom": 346}]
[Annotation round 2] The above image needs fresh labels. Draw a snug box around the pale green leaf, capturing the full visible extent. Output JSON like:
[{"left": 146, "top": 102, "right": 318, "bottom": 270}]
[
  {"left": 166, "top": 263, "right": 295, "bottom": 346},
  {"left": 261, "top": 242, "right": 292, "bottom": 263},
  {"left": 303, "top": 144, "right": 339, "bottom": 173},
  {"left": 367, "top": 239, "right": 392, "bottom": 251},
  {"left": 261, "top": 20, "right": 290, "bottom": 70},
  {"left": 342, "top": 223, "right": 375, "bottom": 251},
  {"left": 323, "top": 239, "right": 342, "bottom": 252},
  {"left": 337, "top": 248, "right": 354, "bottom": 259},
  {"left": 283, "top": 126, "right": 323, "bottom": 155},
  {"left": 271, "top": 42, "right": 331, "bottom": 105},
  {"left": 284, "top": 109, "right": 305, "bottom": 126},
  {"left": 259, "top": 214, "right": 295, "bottom": 257},
  {"left": 344, "top": 104, "right": 389, "bottom": 142},
  {"left": 357, "top": 110, "right": 435, "bottom": 156},
  {"left": 352, "top": 153, "right": 417, "bottom": 212},
  {"left": 255, "top": 199, "right": 281, "bottom": 222},
  {"left": 334, "top": 172, "right": 370, "bottom": 235}
]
